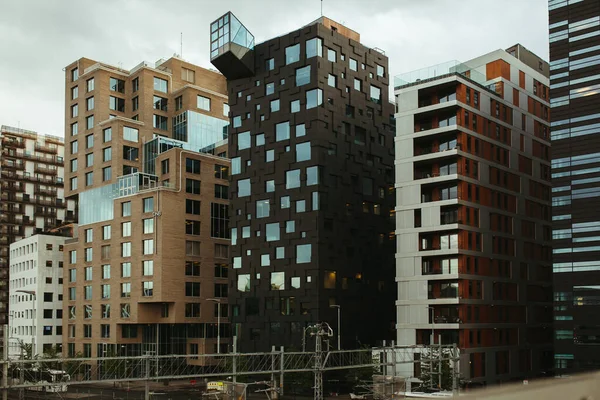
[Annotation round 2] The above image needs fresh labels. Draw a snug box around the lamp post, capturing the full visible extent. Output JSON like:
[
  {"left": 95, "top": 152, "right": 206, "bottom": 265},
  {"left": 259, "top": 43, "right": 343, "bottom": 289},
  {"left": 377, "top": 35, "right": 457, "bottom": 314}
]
[
  {"left": 207, "top": 298, "right": 221, "bottom": 354},
  {"left": 16, "top": 290, "right": 36, "bottom": 358},
  {"left": 330, "top": 305, "right": 341, "bottom": 350}
]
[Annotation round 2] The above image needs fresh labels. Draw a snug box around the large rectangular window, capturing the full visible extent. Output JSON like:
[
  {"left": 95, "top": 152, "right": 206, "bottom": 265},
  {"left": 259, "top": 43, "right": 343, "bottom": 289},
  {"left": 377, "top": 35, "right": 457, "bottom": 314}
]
[
  {"left": 186, "top": 158, "right": 201, "bottom": 174},
  {"left": 186, "top": 199, "right": 201, "bottom": 215},
  {"left": 109, "top": 96, "right": 125, "bottom": 112},
  {"left": 211, "top": 203, "right": 230, "bottom": 238},
  {"left": 286, "top": 169, "right": 301, "bottom": 189},
  {"left": 186, "top": 179, "right": 201, "bottom": 194},
  {"left": 153, "top": 95, "right": 167, "bottom": 111},
  {"left": 197, "top": 95, "right": 211, "bottom": 111},
  {"left": 285, "top": 43, "right": 300, "bottom": 65},
  {"left": 276, "top": 121, "right": 290, "bottom": 141},
  {"left": 123, "top": 127, "right": 138, "bottom": 142},
  {"left": 306, "top": 89, "right": 323, "bottom": 109},
  {"left": 306, "top": 37, "right": 322, "bottom": 58},
  {"left": 110, "top": 77, "right": 125, "bottom": 93},
  {"left": 295, "top": 66, "right": 311, "bottom": 86},
  {"left": 154, "top": 77, "right": 168, "bottom": 92}
]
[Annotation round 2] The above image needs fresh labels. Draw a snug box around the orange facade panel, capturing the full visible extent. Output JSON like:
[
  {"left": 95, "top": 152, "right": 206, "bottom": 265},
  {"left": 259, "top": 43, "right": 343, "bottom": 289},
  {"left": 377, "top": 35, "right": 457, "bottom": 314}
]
[{"left": 486, "top": 59, "right": 511, "bottom": 81}]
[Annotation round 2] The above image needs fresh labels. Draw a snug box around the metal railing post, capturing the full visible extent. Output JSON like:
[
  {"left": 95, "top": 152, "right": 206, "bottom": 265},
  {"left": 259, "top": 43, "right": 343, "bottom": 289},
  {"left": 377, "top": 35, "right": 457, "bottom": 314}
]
[
  {"left": 452, "top": 343, "right": 458, "bottom": 396},
  {"left": 271, "top": 345, "right": 277, "bottom": 399},
  {"left": 2, "top": 324, "right": 7, "bottom": 400},
  {"left": 279, "top": 346, "right": 284, "bottom": 397},
  {"left": 232, "top": 336, "right": 237, "bottom": 384}
]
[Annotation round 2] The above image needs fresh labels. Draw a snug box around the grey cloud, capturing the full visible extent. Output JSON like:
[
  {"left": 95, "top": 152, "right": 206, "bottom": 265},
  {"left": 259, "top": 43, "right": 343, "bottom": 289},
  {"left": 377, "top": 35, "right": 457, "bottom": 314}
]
[{"left": 0, "top": 0, "right": 548, "bottom": 136}]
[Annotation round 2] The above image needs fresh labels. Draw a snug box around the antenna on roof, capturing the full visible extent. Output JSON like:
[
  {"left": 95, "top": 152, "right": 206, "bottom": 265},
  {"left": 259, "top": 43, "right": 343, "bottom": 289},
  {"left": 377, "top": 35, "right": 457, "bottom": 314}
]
[
  {"left": 181, "top": 32, "right": 183, "bottom": 58},
  {"left": 321, "top": 0, "right": 323, "bottom": 16}
]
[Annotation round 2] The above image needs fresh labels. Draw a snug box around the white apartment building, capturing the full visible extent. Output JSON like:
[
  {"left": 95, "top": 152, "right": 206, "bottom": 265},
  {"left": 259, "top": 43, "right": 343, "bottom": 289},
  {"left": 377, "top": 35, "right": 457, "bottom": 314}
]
[{"left": 9, "top": 234, "right": 66, "bottom": 357}]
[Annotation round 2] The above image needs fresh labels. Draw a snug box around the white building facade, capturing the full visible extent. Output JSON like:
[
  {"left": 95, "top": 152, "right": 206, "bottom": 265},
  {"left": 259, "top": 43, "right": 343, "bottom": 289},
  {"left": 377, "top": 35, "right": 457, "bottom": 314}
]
[{"left": 9, "top": 234, "right": 66, "bottom": 357}]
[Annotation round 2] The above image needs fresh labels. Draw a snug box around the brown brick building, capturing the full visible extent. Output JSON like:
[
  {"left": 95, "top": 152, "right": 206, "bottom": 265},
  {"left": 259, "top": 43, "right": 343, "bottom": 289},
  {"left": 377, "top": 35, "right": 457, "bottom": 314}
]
[{"left": 62, "top": 57, "right": 231, "bottom": 360}]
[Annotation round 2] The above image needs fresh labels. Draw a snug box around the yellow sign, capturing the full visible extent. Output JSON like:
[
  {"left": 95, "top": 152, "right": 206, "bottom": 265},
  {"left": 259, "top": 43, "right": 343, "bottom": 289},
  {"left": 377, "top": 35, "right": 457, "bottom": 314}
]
[{"left": 207, "top": 381, "right": 224, "bottom": 390}]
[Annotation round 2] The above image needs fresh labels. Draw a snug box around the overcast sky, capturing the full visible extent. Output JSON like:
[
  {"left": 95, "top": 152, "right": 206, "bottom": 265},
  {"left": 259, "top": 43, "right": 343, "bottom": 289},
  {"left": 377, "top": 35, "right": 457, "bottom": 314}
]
[{"left": 0, "top": 0, "right": 549, "bottom": 138}]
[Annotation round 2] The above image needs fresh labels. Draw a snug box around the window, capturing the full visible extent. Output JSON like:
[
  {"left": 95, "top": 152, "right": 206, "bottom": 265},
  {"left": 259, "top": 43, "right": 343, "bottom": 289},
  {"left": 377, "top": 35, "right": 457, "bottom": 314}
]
[
  {"left": 121, "top": 242, "right": 131, "bottom": 257},
  {"left": 161, "top": 159, "right": 169, "bottom": 175},
  {"left": 261, "top": 253, "right": 270, "bottom": 266},
  {"left": 286, "top": 220, "right": 295, "bottom": 233},
  {"left": 86, "top": 96, "right": 94, "bottom": 110},
  {"left": 186, "top": 220, "right": 200, "bottom": 235},
  {"left": 186, "top": 303, "right": 201, "bottom": 318},
  {"left": 270, "top": 99, "right": 280, "bottom": 112},
  {"left": 71, "top": 104, "right": 78, "bottom": 118},
  {"left": 153, "top": 114, "right": 168, "bottom": 130},
  {"left": 256, "top": 199, "right": 270, "bottom": 218},
  {"left": 143, "top": 260, "right": 154, "bottom": 276},
  {"left": 255, "top": 133, "right": 265, "bottom": 146},
  {"left": 296, "top": 200, "right": 306, "bottom": 213},
  {"left": 86, "top": 152, "right": 93, "bottom": 167},
  {"left": 102, "top": 146, "right": 112, "bottom": 162},
  {"left": 85, "top": 248, "right": 93, "bottom": 262},
  {"left": 186, "top": 158, "right": 201, "bottom": 173},
  {"left": 327, "top": 48, "right": 336, "bottom": 62},
  {"left": 233, "top": 115, "right": 242, "bottom": 128},
  {"left": 276, "top": 121, "right": 290, "bottom": 141},
  {"left": 223, "top": 103, "right": 229, "bottom": 116},
  {"left": 143, "top": 218, "right": 154, "bottom": 234},
  {"left": 101, "top": 284, "right": 110, "bottom": 299},
  {"left": 110, "top": 77, "right": 125, "bottom": 93},
  {"left": 237, "top": 131, "right": 251, "bottom": 150},
  {"left": 306, "top": 37, "right": 322, "bottom": 58},
  {"left": 86, "top": 115, "right": 94, "bottom": 130},
  {"left": 186, "top": 179, "right": 201, "bottom": 194},
  {"left": 84, "top": 286, "right": 92, "bottom": 300},
  {"left": 132, "top": 96, "right": 139, "bottom": 111},
  {"left": 215, "top": 164, "right": 229, "bottom": 179},
  {"left": 71, "top": 122, "right": 78, "bottom": 136},
  {"left": 306, "top": 89, "right": 323, "bottom": 109},
  {"left": 109, "top": 96, "right": 125, "bottom": 112},
  {"left": 271, "top": 272, "right": 285, "bottom": 290},
  {"left": 186, "top": 199, "right": 201, "bottom": 214},
  {"left": 215, "top": 244, "right": 228, "bottom": 258},
  {"left": 238, "top": 179, "right": 251, "bottom": 197},
  {"left": 238, "top": 274, "right": 251, "bottom": 292},
  {"left": 350, "top": 58, "right": 358, "bottom": 71},
  {"left": 70, "top": 140, "right": 78, "bottom": 155},
  {"left": 143, "top": 281, "right": 154, "bottom": 296},
  {"left": 328, "top": 74, "right": 337, "bottom": 87},
  {"left": 143, "top": 239, "right": 154, "bottom": 255},
  {"left": 185, "top": 261, "right": 201, "bottom": 276},
  {"left": 211, "top": 203, "right": 230, "bottom": 238},
  {"left": 121, "top": 262, "right": 131, "bottom": 278},
  {"left": 197, "top": 95, "right": 210, "bottom": 111},
  {"left": 121, "top": 283, "right": 131, "bottom": 298},
  {"left": 86, "top": 77, "right": 94, "bottom": 92},
  {"left": 297, "top": 244, "right": 312, "bottom": 263},
  {"left": 370, "top": 85, "right": 382, "bottom": 104},
  {"left": 354, "top": 78, "right": 362, "bottom": 91},
  {"left": 85, "top": 228, "right": 93, "bottom": 243},
  {"left": 83, "top": 325, "right": 92, "bottom": 338},
  {"left": 307, "top": 166, "right": 319, "bottom": 185},
  {"left": 215, "top": 184, "right": 228, "bottom": 199},
  {"left": 102, "top": 264, "right": 111, "bottom": 279},
  {"left": 285, "top": 43, "right": 300, "bottom": 65},
  {"left": 185, "top": 282, "right": 201, "bottom": 297},
  {"left": 296, "top": 66, "right": 311, "bottom": 86},
  {"left": 69, "top": 269, "right": 76, "bottom": 282},
  {"left": 291, "top": 99, "right": 300, "bottom": 113},
  {"left": 154, "top": 77, "right": 168, "bottom": 92},
  {"left": 102, "top": 167, "right": 111, "bottom": 181},
  {"left": 186, "top": 240, "right": 201, "bottom": 256},
  {"left": 103, "top": 127, "right": 111, "bottom": 143},
  {"left": 122, "top": 221, "right": 131, "bottom": 237},
  {"left": 266, "top": 180, "right": 275, "bottom": 192},
  {"left": 266, "top": 223, "right": 280, "bottom": 242},
  {"left": 266, "top": 82, "right": 275, "bottom": 96},
  {"left": 286, "top": 169, "right": 301, "bottom": 189},
  {"left": 71, "top": 85, "right": 78, "bottom": 99},
  {"left": 296, "top": 142, "right": 311, "bottom": 162},
  {"left": 266, "top": 58, "right": 275, "bottom": 70}
]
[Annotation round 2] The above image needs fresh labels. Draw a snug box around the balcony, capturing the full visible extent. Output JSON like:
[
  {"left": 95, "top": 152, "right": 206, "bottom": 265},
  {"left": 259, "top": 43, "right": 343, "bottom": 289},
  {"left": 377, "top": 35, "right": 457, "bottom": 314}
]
[
  {"left": 35, "top": 208, "right": 57, "bottom": 218},
  {"left": 415, "top": 115, "right": 457, "bottom": 133},
  {"left": 34, "top": 142, "right": 58, "bottom": 154},
  {"left": 34, "top": 186, "right": 58, "bottom": 197},
  {"left": 5, "top": 150, "right": 63, "bottom": 165},
  {"left": 1, "top": 170, "right": 63, "bottom": 186},
  {"left": 34, "top": 164, "right": 58, "bottom": 175},
  {"left": 428, "top": 281, "right": 459, "bottom": 299},
  {"left": 1, "top": 159, "right": 24, "bottom": 169},
  {"left": 1, "top": 137, "right": 25, "bottom": 148}
]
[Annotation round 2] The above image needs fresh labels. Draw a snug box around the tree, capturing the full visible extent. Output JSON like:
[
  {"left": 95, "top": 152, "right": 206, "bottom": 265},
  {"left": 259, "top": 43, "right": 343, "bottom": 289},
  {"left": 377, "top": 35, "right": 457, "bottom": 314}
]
[
  {"left": 40, "top": 345, "right": 62, "bottom": 370},
  {"left": 418, "top": 347, "right": 462, "bottom": 391}
]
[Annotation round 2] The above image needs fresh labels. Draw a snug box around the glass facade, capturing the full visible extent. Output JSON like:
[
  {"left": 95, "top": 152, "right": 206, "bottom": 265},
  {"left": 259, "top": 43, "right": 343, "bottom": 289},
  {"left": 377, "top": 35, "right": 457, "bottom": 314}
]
[{"left": 210, "top": 12, "right": 255, "bottom": 60}]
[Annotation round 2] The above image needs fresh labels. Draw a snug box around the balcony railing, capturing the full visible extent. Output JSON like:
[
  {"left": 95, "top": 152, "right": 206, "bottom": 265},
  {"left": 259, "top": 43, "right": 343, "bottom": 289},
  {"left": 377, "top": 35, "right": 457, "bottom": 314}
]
[
  {"left": 34, "top": 186, "right": 58, "bottom": 196},
  {"left": 34, "top": 143, "right": 58, "bottom": 154},
  {"left": 34, "top": 164, "right": 58, "bottom": 175},
  {"left": 1, "top": 138, "right": 25, "bottom": 148},
  {"left": 1, "top": 159, "right": 24, "bottom": 169},
  {"left": 3, "top": 150, "right": 63, "bottom": 165},
  {"left": 1, "top": 170, "right": 63, "bottom": 186}
]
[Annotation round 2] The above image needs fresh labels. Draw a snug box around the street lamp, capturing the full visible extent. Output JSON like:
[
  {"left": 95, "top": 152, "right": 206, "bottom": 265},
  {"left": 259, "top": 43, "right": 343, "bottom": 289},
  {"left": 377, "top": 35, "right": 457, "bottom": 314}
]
[
  {"left": 330, "top": 305, "right": 341, "bottom": 350},
  {"left": 16, "top": 290, "right": 36, "bottom": 358},
  {"left": 206, "top": 298, "right": 221, "bottom": 354}
]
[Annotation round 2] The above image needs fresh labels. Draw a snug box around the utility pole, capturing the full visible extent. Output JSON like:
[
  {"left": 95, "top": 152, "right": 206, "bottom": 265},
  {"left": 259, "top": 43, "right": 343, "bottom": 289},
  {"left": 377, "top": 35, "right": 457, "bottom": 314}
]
[
  {"left": 310, "top": 323, "right": 333, "bottom": 400},
  {"left": 232, "top": 336, "right": 237, "bottom": 384},
  {"left": 279, "top": 346, "right": 284, "bottom": 397},
  {"left": 271, "top": 345, "right": 277, "bottom": 400}
]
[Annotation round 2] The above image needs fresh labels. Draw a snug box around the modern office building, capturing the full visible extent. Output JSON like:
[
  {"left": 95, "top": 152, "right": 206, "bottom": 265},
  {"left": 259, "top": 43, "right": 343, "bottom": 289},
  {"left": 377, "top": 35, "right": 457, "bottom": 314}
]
[
  {"left": 62, "top": 57, "right": 231, "bottom": 359},
  {"left": 210, "top": 13, "right": 396, "bottom": 352},
  {"left": 8, "top": 234, "right": 66, "bottom": 357},
  {"left": 0, "top": 125, "right": 76, "bottom": 340},
  {"left": 394, "top": 45, "right": 553, "bottom": 385},
  {"left": 549, "top": 0, "right": 600, "bottom": 374}
]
